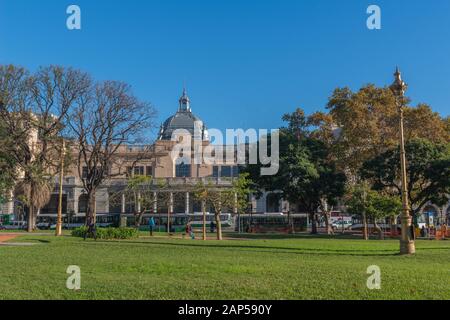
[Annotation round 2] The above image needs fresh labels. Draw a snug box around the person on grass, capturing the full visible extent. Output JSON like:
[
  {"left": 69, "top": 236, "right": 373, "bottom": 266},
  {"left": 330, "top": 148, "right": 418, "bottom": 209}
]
[{"left": 149, "top": 217, "right": 155, "bottom": 236}]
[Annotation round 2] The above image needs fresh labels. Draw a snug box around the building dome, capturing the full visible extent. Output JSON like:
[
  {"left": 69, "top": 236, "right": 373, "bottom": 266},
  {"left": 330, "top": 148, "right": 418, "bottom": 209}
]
[{"left": 158, "top": 89, "right": 209, "bottom": 141}]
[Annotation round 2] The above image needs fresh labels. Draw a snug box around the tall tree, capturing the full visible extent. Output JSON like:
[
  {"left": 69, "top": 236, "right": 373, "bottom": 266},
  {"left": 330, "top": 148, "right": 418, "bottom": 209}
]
[
  {"left": 68, "top": 80, "right": 156, "bottom": 226},
  {"left": 247, "top": 109, "right": 346, "bottom": 234},
  {"left": 0, "top": 65, "right": 89, "bottom": 231},
  {"left": 360, "top": 138, "right": 450, "bottom": 222},
  {"left": 0, "top": 117, "right": 16, "bottom": 204},
  {"left": 317, "top": 85, "right": 450, "bottom": 180}
]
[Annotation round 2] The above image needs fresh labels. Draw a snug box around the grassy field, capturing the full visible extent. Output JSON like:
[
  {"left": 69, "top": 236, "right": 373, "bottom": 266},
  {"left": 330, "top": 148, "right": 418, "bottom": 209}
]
[{"left": 0, "top": 233, "right": 449, "bottom": 300}]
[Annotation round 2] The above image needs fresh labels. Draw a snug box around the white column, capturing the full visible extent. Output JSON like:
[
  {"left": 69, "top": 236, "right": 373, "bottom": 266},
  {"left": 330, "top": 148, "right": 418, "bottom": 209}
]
[
  {"left": 6, "top": 190, "right": 14, "bottom": 214},
  {"left": 185, "top": 192, "right": 190, "bottom": 214},
  {"left": 234, "top": 192, "right": 238, "bottom": 215},
  {"left": 251, "top": 195, "right": 257, "bottom": 214},
  {"left": 121, "top": 193, "right": 126, "bottom": 214},
  {"left": 137, "top": 192, "right": 141, "bottom": 213},
  {"left": 169, "top": 192, "right": 174, "bottom": 213},
  {"left": 153, "top": 192, "right": 157, "bottom": 213}
]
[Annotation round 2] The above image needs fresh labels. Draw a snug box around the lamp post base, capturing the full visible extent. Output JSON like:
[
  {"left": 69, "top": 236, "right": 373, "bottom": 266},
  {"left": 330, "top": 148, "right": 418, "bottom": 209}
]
[{"left": 400, "top": 240, "right": 415, "bottom": 255}]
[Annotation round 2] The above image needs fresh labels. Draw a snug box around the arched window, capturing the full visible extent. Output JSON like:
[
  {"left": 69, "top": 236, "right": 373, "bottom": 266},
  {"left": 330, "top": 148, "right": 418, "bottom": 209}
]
[
  {"left": 41, "top": 194, "right": 67, "bottom": 214},
  {"left": 176, "top": 160, "right": 191, "bottom": 178},
  {"left": 78, "top": 194, "right": 88, "bottom": 213},
  {"left": 266, "top": 193, "right": 281, "bottom": 213}
]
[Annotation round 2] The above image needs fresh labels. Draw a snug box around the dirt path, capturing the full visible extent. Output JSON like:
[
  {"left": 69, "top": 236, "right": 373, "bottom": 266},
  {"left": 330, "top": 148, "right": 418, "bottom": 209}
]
[{"left": 0, "top": 234, "right": 18, "bottom": 243}]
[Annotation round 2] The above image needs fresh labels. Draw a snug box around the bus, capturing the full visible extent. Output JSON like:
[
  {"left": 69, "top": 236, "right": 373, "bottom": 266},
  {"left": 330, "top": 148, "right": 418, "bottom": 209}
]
[
  {"left": 121, "top": 213, "right": 233, "bottom": 232},
  {"left": 236, "top": 213, "right": 308, "bottom": 233},
  {"left": 35, "top": 214, "right": 119, "bottom": 229}
]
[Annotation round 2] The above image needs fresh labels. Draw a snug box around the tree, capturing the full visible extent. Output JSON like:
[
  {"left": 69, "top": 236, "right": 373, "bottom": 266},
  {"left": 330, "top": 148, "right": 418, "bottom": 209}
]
[
  {"left": 0, "top": 117, "right": 16, "bottom": 204},
  {"left": 194, "top": 181, "right": 211, "bottom": 240},
  {"left": 346, "top": 185, "right": 402, "bottom": 240},
  {"left": 318, "top": 85, "right": 449, "bottom": 181},
  {"left": 68, "top": 80, "right": 156, "bottom": 226},
  {"left": 110, "top": 175, "right": 154, "bottom": 228},
  {"left": 360, "top": 138, "right": 450, "bottom": 222},
  {"left": 0, "top": 65, "right": 89, "bottom": 231},
  {"left": 194, "top": 179, "right": 239, "bottom": 241},
  {"left": 247, "top": 109, "right": 346, "bottom": 234},
  {"left": 232, "top": 173, "right": 253, "bottom": 234}
]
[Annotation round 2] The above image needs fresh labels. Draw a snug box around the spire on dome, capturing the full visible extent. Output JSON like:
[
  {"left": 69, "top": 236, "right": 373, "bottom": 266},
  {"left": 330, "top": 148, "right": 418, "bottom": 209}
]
[{"left": 179, "top": 88, "right": 191, "bottom": 112}]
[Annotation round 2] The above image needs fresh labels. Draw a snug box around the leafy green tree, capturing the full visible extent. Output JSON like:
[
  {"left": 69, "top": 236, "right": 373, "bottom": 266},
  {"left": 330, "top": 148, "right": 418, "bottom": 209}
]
[
  {"left": 360, "top": 139, "right": 450, "bottom": 222},
  {"left": 193, "top": 175, "right": 252, "bottom": 241},
  {"left": 247, "top": 109, "right": 346, "bottom": 234},
  {"left": 346, "top": 185, "right": 401, "bottom": 240},
  {"left": 311, "top": 85, "right": 450, "bottom": 181},
  {"left": 0, "top": 117, "right": 16, "bottom": 204},
  {"left": 110, "top": 175, "right": 154, "bottom": 228}
]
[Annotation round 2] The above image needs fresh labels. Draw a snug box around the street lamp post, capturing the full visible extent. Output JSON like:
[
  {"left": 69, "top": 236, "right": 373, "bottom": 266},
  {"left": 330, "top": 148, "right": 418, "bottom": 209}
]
[{"left": 389, "top": 67, "right": 416, "bottom": 255}]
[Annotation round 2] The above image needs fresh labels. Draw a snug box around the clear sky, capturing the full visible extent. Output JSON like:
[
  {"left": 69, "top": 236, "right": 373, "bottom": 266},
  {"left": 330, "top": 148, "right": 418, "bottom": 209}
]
[{"left": 1, "top": 0, "right": 449, "bottom": 139}]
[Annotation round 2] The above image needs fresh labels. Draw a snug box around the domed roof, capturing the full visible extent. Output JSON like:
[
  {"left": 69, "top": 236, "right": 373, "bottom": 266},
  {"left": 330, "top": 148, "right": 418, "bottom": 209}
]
[{"left": 158, "top": 89, "right": 209, "bottom": 141}]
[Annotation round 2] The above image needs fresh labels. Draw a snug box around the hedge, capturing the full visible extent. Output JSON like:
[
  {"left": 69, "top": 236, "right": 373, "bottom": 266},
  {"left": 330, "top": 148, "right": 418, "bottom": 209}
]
[{"left": 72, "top": 226, "right": 138, "bottom": 240}]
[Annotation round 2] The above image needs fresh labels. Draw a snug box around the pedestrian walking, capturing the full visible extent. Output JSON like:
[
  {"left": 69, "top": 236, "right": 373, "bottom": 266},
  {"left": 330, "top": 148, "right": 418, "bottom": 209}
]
[{"left": 148, "top": 217, "right": 155, "bottom": 236}]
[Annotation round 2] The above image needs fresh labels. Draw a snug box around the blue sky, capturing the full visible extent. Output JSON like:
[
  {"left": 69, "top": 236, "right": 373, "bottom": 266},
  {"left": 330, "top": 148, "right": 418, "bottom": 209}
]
[{"left": 0, "top": 0, "right": 449, "bottom": 139}]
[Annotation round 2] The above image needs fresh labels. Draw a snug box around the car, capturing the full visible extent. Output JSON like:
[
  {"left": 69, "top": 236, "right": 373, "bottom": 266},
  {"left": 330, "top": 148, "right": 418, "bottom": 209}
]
[
  {"left": 350, "top": 223, "right": 401, "bottom": 233},
  {"left": 1, "top": 221, "right": 27, "bottom": 230},
  {"left": 331, "top": 220, "right": 353, "bottom": 230},
  {"left": 36, "top": 222, "right": 51, "bottom": 230}
]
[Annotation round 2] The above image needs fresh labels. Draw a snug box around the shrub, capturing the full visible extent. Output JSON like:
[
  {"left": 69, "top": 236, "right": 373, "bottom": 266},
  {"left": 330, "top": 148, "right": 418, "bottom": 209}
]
[{"left": 71, "top": 227, "right": 138, "bottom": 240}]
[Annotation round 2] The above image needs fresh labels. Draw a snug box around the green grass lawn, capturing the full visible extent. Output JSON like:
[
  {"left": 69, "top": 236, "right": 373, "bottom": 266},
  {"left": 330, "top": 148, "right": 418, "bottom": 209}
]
[{"left": 0, "top": 233, "right": 449, "bottom": 300}]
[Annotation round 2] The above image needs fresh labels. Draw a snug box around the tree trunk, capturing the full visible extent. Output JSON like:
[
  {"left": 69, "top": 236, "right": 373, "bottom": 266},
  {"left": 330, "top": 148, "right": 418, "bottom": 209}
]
[
  {"left": 215, "top": 213, "right": 222, "bottom": 240},
  {"left": 27, "top": 206, "right": 34, "bottom": 233},
  {"left": 362, "top": 211, "right": 369, "bottom": 240},
  {"left": 202, "top": 204, "right": 206, "bottom": 240},
  {"left": 373, "top": 218, "right": 384, "bottom": 240},
  {"left": 390, "top": 216, "right": 397, "bottom": 238},
  {"left": 324, "top": 212, "right": 333, "bottom": 235},
  {"left": 86, "top": 190, "right": 97, "bottom": 226},
  {"left": 310, "top": 213, "right": 318, "bottom": 234},
  {"left": 135, "top": 211, "right": 144, "bottom": 229}
]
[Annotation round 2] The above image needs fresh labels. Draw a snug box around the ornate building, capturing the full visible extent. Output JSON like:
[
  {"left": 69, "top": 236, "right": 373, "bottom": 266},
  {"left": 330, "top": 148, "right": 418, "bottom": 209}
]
[{"left": 1, "top": 90, "right": 448, "bottom": 227}]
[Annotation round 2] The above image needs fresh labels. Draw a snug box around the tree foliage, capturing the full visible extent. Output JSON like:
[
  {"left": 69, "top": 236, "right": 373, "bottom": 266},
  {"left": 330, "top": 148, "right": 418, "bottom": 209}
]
[
  {"left": 360, "top": 138, "right": 450, "bottom": 217},
  {"left": 247, "top": 108, "right": 346, "bottom": 234},
  {"left": 310, "top": 85, "right": 450, "bottom": 180},
  {"left": 0, "top": 65, "right": 88, "bottom": 230}
]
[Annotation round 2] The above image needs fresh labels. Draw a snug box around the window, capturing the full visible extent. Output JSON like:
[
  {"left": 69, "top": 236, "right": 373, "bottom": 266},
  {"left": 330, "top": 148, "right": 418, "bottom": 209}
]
[
  {"left": 82, "top": 167, "right": 88, "bottom": 179},
  {"left": 134, "top": 166, "right": 145, "bottom": 176},
  {"left": 212, "top": 166, "right": 219, "bottom": 178},
  {"left": 146, "top": 166, "right": 153, "bottom": 176},
  {"left": 126, "top": 167, "right": 133, "bottom": 177},
  {"left": 78, "top": 194, "right": 88, "bottom": 213},
  {"left": 232, "top": 166, "right": 239, "bottom": 177},
  {"left": 221, "top": 166, "right": 232, "bottom": 177},
  {"left": 176, "top": 162, "right": 191, "bottom": 178}
]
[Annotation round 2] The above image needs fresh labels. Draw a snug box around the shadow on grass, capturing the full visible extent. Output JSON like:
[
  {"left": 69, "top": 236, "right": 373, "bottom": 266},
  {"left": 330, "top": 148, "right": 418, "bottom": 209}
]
[
  {"left": 223, "top": 232, "right": 365, "bottom": 241},
  {"left": 84, "top": 239, "right": 398, "bottom": 257}
]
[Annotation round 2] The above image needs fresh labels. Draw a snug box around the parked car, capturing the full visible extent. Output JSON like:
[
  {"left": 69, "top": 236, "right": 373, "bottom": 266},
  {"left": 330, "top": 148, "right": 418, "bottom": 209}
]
[
  {"left": 1, "top": 221, "right": 27, "bottom": 230},
  {"left": 331, "top": 220, "right": 353, "bottom": 230},
  {"left": 36, "top": 222, "right": 51, "bottom": 230},
  {"left": 350, "top": 223, "right": 401, "bottom": 233}
]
